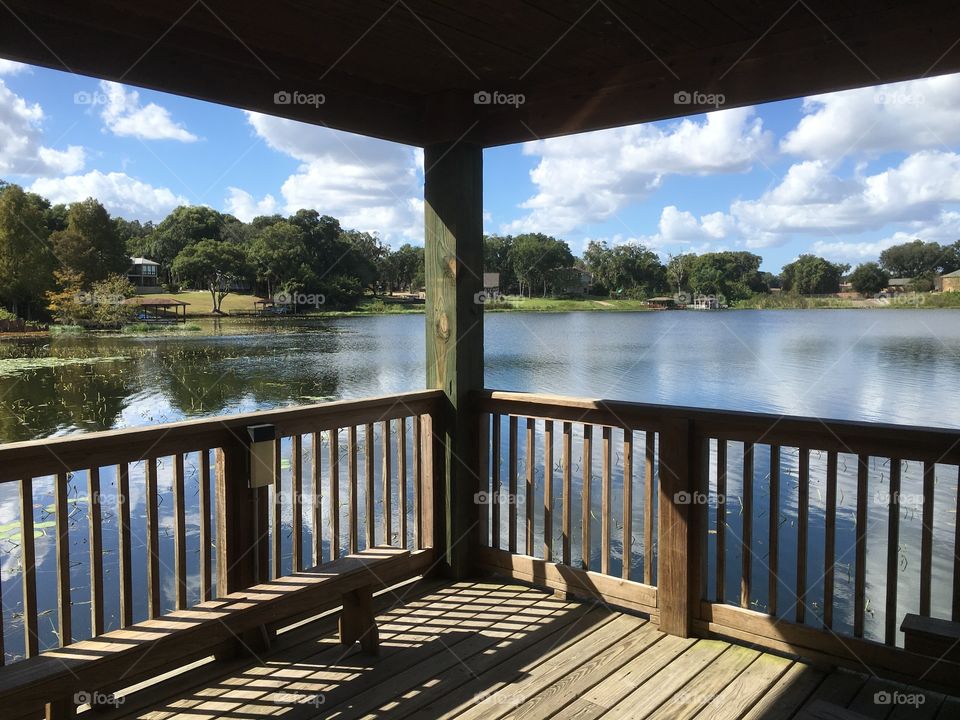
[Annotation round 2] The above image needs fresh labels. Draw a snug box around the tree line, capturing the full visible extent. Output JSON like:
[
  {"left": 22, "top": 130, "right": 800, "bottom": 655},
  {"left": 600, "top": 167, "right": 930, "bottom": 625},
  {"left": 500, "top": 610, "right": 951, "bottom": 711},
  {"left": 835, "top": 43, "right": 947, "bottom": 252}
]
[{"left": 2, "top": 179, "right": 959, "bottom": 322}]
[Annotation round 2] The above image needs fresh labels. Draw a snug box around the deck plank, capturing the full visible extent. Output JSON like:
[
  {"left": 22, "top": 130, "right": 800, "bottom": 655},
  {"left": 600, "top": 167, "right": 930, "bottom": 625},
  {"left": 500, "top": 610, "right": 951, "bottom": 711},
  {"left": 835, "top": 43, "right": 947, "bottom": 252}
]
[
  {"left": 601, "top": 640, "right": 731, "bottom": 719},
  {"left": 689, "top": 653, "right": 793, "bottom": 719},
  {"left": 739, "top": 662, "right": 826, "bottom": 720},
  {"left": 497, "top": 621, "right": 664, "bottom": 719},
  {"left": 646, "top": 644, "right": 761, "bottom": 720}
]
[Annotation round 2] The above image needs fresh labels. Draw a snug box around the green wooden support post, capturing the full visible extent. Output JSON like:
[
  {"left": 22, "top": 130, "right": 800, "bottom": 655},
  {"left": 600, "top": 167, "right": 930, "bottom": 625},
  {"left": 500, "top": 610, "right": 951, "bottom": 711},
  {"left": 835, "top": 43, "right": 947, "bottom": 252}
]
[{"left": 424, "top": 140, "right": 484, "bottom": 578}]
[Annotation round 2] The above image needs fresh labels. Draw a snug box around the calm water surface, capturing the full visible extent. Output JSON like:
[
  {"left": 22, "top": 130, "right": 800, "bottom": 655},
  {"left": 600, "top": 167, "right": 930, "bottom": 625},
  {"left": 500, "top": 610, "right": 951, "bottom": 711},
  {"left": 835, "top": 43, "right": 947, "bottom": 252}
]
[{"left": 0, "top": 309, "right": 958, "bottom": 659}]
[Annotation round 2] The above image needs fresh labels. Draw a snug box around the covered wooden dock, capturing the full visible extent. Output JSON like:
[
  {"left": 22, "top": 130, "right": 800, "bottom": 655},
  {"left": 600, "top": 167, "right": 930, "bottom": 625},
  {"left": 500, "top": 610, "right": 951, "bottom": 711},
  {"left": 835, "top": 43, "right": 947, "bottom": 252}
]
[{"left": 0, "top": 1, "right": 959, "bottom": 718}]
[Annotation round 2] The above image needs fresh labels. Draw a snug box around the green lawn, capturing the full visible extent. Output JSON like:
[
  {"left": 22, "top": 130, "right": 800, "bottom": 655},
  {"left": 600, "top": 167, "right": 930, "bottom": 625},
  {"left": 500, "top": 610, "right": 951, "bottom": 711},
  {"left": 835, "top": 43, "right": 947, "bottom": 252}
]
[{"left": 165, "top": 291, "right": 262, "bottom": 315}]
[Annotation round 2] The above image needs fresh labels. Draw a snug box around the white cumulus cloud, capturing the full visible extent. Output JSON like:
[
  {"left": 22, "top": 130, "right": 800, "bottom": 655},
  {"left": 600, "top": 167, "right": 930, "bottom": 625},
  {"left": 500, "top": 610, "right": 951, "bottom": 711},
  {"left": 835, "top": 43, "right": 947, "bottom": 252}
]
[
  {"left": 30, "top": 171, "right": 188, "bottom": 221},
  {"left": 0, "top": 79, "right": 85, "bottom": 176},
  {"left": 99, "top": 80, "right": 198, "bottom": 142},
  {"left": 782, "top": 75, "right": 960, "bottom": 159},
  {"left": 242, "top": 112, "right": 423, "bottom": 243},
  {"left": 0, "top": 59, "right": 29, "bottom": 76},
  {"left": 225, "top": 187, "right": 278, "bottom": 222},
  {"left": 503, "top": 107, "right": 772, "bottom": 235}
]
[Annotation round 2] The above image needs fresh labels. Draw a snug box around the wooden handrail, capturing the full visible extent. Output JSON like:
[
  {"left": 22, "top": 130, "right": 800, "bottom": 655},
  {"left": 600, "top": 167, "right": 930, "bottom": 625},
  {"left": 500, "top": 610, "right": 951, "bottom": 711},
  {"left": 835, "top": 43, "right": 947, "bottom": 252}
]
[
  {"left": 0, "top": 389, "right": 444, "bottom": 483},
  {"left": 0, "top": 389, "right": 444, "bottom": 673},
  {"left": 474, "top": 388, "right": 960, "bottom": 676}
]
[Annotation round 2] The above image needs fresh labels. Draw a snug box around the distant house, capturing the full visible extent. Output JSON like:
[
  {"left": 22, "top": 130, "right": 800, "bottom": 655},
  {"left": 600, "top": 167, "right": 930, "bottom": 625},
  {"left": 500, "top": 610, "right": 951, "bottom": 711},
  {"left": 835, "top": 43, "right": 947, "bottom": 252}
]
[
  {"left": 551, "top": 268, "right": 593, "bottom": 296},
  {"left": 128, "top": 257, "right": 161, "bottom": 293},
  {"left": 885, "top": 278, "right": 913, "bottom": 293},
  {"left": 935, "top": 269, "right": 960, "bottom": 292}
]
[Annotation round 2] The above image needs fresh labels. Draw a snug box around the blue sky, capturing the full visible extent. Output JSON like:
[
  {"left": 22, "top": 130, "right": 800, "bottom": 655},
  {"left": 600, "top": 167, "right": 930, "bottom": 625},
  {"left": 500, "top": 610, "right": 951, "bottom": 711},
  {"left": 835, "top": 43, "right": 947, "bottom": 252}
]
[{"left": 3, "top": 58, "right": 960, "bottom": 273}]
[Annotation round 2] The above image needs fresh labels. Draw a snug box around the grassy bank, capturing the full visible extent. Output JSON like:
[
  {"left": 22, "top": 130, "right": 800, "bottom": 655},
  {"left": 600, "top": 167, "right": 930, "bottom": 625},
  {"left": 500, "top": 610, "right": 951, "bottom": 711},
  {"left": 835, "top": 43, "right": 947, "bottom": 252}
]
[{"left": 735, "top": 292, "right": 960, "bottom": 309}]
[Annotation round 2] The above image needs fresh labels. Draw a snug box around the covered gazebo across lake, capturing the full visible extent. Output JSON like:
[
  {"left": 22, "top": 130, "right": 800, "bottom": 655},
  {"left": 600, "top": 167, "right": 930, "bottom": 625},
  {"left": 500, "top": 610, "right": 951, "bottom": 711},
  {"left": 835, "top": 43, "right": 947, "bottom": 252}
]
[
  {"left": 1, "top": 2, "right": 959, "bottom": 718},
  {"left": 122, "top": 297, "right": 190, "bottom": 323}
]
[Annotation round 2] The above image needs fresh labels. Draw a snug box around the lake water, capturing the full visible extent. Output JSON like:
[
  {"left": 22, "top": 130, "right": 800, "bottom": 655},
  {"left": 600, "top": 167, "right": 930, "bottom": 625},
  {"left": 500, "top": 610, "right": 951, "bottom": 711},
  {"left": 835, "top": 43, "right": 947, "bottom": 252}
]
[{"left": 0, "top": 309, "right": 958, "bottom": 660}]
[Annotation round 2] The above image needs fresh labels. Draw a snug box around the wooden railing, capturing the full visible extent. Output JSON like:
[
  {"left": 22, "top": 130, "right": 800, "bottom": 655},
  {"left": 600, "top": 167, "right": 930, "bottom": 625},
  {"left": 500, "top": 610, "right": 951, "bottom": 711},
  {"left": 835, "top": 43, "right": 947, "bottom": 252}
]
[
  {"left": 0, "top": 390, "right": 443, "bottom": 666},
  {"left": 475, "top": 390, "right": 960, "bottom": 685}
]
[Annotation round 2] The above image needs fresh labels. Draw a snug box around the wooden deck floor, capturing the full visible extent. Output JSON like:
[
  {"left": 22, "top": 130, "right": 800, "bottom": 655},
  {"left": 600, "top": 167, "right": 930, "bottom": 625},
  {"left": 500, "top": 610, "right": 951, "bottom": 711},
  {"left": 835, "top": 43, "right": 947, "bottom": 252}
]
[{"left": 99, "top": 580, "right": 959, "bottom": 720}]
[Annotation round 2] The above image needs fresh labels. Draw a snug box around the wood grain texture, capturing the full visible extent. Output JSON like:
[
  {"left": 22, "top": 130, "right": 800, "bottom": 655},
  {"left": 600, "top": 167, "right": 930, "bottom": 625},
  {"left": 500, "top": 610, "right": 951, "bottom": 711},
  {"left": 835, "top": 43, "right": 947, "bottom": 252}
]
[
  {"left": 55, "top": 472, "right": 71, "bottom": 646},
  {"left": 20, "top": 477, "right": 38, "bottom": 657},
  {"left": 87, "top": 467, "right": 104, "bottom": 636}
]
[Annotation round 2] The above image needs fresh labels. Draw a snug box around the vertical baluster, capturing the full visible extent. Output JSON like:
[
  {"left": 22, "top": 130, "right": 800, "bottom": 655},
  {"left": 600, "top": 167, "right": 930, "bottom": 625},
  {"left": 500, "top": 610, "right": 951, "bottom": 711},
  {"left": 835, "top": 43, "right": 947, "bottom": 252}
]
[
  {"left": 796, "top": 448, "right": 809, "bottom": 624},
  {"left": 88, "top": 468, "right": 105, "bottom": 635},
  {"left": 644, "top": 431, "right": 655, "bottom": 585},
  {"left": 954, "top": 465, "right": 960, "bottom": 622},
  {"left": 55, "top": 472, "right": 72, "bottom": 645},
  {"left": 398, "top": 419, "right": 408, "bottom": 549},
  {"left": 543, "top": 420, "right": 554, "bottom": 562},
  {"left": 508, "top": 415, "right": 518, "bottom": 554},
  {"left": 622, "top": 430, "right": 633, "bottom": 581},
  {"left": 145, "top": 460, "right": 161, "bottom": 619},
  {"left": 491, "top": 415, "right": 501, "bottom": 550},
  {"left": 329, "top": 428, "right": 341, "bottom": 561},
  {"left": 173, "top": 454, "right": 187, "bottom": 610},
  {"left": 478, "top": 414, "right": 489, "bottom": 547},
  {"left": 20, "top": 478, "right": 39, "bottom": 656},
  {"left": 716, "top": 440, "right": 727, "bottom": 603},
  {"left": 768, "top": 446, "right": 780, "bottom": 616},
  {"left": 272, "top": 438, "right": 282, "bottom": 578},
  {"left": 823, "top": 451, "right": 837, "bottom": 629},
  {"left": 581, "top": 425, "right": 593, "bottom": 571},
  {"left": 413, "top": 417, "right": 422, "bottom": 550},
  {"left": 920, "top": 460, "right": 935, "bottom": 617},
  {"left": 199, "top": 451, "right": 212, "bottom": 601},
  {"left": 291, "top": 434, "right": 303, "bottom": 572},
  {"left": 741, "top": 443, "right": 754, "bottom": 609},
  {"left": 885, "top": 458, "right": 901, "bottom": 644},
  {"left": 117, "top": 464, "right": 133, "bottom": 627},
  {"left": 526, "top": 418, "right": 535, "bottom": 555},
  {"left": 364, "top": 423, "right": 375, "bottom": 548},
  {"left": 562, "top": 422, "right": 572, "bottom": 566},
  {"left": 854, "top": 455, "right": 868, "bottom": 638},
  {"left": 382, "top": 420, "right": 392, "bottom": 546},
  {"left": 601, "top": 426, "right": 612, "bottom": 575},
  {"left": 349, "top": 426, "right": 359, "bottom": 554},
  {"left": 312, "top": 432, "right": 323, "bottom": 566}
]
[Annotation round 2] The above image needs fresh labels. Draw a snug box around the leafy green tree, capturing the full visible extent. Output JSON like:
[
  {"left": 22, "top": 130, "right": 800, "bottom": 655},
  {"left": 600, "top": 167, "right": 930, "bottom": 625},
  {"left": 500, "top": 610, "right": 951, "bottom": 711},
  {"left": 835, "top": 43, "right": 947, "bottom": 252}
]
[
  {"left": 382, "top": 244, "right": 424, "bottom": 292},
  {"left": 143, "top": 206, "right": 228, "bottom": 281},
  {"left": 849, "top": 262, "right": 889, "bottom": 296},
  {"left": 340, "top": 229, "right": 387, "bottom": 292},
  {"left": 509, "top": 233, "right": 574, "bottom": 296},
  {"left": 0, "top": 184, "right": 56, "bottom": 316},
  {"left": 879, "top": 239, "right": 947, "bottom": 280},
  {"left": 248, "top": 222, "right": 309, "bottom": 298},
  {"left": 52, "top": 198, "right": 128, "bottom": 282},
  {"left": 666, "top": 253, "right": 695, "bottom": 296},
  {"left": 780, "top": 254, "right": 848, "bottom": 295},
  {"left": 484, "top": 235, "right": 517, "bottom": 291},
  {"left": 689, "top": 251, "right": 765, "bottom": 301},
  {"left": 172, "top": 239, "right": 251, "bottom": 312},
  {"left": 585, "top": 240, "right": 666, "bottom": 298}
]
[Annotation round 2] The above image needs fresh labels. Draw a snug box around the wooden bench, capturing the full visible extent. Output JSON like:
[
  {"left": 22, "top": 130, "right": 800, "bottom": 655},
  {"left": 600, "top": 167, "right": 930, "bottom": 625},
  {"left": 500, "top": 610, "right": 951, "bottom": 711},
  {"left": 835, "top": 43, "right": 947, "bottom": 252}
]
[
  {"left": 901, "top": 614, "right": 960, "bottom": 662},
  {"left": 0, "top": 547, "right": 414, "bottom": 719}
]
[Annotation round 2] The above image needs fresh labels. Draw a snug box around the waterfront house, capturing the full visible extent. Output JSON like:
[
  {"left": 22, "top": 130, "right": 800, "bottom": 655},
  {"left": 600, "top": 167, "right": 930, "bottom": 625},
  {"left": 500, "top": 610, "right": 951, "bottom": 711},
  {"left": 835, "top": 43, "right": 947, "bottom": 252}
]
[
  {"left": 127, "top": 257, "right": 161, "bottom": 293},
  {"left": 936, "top": 269, "right": 960, "bottom": 292},
  {"left": 1, "top": 3, "right": 959, "bottom": 718}
]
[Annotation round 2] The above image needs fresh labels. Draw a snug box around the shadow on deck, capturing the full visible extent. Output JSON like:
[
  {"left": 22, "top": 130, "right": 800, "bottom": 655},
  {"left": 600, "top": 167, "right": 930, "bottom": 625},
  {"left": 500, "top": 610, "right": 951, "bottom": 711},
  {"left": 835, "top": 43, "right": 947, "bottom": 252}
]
[{"left": 90, "top": 579, "right": 959, "bottom": 720}]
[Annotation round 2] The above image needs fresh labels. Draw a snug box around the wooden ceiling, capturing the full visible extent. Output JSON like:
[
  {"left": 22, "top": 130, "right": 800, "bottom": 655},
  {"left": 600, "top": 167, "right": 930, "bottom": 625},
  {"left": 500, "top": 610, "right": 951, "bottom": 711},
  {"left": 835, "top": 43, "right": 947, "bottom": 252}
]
[{"left": 1, "top": 1, "right": 959, "bottom": 147}]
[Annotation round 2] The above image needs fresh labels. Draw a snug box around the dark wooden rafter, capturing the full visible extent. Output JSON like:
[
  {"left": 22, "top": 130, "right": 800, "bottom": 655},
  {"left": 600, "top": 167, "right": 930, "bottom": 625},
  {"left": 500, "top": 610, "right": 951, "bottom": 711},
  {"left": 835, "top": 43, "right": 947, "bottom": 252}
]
[{"left": 0, "top": 1, "right": 958, "bottom": 147}]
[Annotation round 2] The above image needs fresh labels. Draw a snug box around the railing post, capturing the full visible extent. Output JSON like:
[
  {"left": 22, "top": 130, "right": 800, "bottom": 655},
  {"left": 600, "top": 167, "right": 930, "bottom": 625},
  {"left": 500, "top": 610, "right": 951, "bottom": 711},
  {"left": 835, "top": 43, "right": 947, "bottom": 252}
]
[
  {"left": 423, "top": 140, "right": 484, "bottom": 578},
  {"left": 215, "top": 433, "right": 264, "bottom": 595},
  {"left": 657, "top": 417, "right": 700, "bottom": 637}
]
